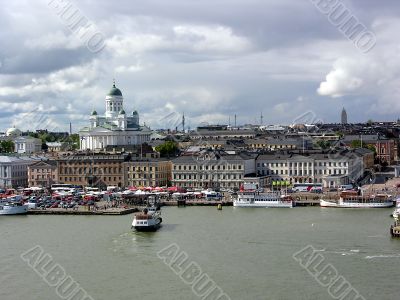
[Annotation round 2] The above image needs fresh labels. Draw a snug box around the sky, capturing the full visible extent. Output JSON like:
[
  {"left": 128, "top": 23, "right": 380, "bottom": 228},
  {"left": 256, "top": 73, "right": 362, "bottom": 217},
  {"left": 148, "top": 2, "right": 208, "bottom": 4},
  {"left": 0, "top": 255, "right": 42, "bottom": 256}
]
[{"left": 0, "top": 0, "right": 400, "bottom": 132}]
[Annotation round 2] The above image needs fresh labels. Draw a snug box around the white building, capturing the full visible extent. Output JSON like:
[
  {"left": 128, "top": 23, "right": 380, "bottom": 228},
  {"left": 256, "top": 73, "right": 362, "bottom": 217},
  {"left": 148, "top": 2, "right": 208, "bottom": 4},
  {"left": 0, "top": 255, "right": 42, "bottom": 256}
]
[
  {"left": 14, "top": 136, "right": 42, "bottom": 154},
  {"left": 256, "top": 150, "right": 366, "bottom": 188},
  {"left": 0, "top": 156, "right": 41, "bottom": 188},
  {"left": 79, "top": 82, "right": 152, "bottom": 150},
  {"left": 171, "top": 150, "right": 256, "bottom": 189}
]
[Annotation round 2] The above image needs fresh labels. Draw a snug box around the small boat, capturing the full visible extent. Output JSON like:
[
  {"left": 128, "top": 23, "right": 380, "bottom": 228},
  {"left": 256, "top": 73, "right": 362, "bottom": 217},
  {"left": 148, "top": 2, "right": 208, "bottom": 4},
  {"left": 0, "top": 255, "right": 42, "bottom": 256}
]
[
  {"left": 320, "top": 191, "right": 394, "bottom": 208},
  {"left": 0, "top": 202, "right": 29, "bottom": 215},
  {"left": 131, "top": 207, "right": 162, "bottom": 231},
  {"left": 202, "top": 189, "right": 223, "bottom": 200},
  {"left": 217, "top": 204, "right": 222, "bottom": 210}
]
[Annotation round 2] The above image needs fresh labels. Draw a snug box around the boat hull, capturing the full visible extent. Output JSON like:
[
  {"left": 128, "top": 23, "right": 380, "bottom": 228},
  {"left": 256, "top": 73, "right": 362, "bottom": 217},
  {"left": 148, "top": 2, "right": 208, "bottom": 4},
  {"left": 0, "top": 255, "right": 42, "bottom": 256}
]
[
  {"left": 132, "top": 217, "right": 162, "bottom": 231},
  {"left": 133, "top": 223, "right": 161, "bottom": 232},
  {"left": 320, "top": 199, "right": 393, "bottom": 208},
  {"left": 0, "top": 204, "right": 28, "bottom": 215},
  {"left": 233, "top": 201, "right": 293, "bottom": 208}
]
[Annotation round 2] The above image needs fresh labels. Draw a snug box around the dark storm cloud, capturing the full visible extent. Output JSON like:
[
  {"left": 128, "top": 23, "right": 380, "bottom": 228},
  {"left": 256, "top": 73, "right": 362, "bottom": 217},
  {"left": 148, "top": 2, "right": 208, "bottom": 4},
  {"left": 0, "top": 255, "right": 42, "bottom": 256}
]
[{"left": 0, "top": 48, "right": 95, "bottom": 74}]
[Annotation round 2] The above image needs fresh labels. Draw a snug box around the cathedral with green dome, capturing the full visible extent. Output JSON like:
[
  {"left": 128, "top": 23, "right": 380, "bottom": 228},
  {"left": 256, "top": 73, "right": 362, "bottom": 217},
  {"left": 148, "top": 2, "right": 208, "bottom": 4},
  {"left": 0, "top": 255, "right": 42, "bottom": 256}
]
[{"left": 79, "top": 81, "right": 152, "bottom": 150}]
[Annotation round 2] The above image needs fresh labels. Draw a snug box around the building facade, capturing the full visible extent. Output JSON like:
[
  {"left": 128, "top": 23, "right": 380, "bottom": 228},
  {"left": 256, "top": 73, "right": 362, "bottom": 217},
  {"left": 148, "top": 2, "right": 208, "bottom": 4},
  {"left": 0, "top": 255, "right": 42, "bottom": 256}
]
[
  {"left": 171, "top": 151, "right": 255, "bottom": 190},
  {"left": 256, "top": 149, "right": 366, "bottom": 188},
  {"left": 14, "top": 136, "right": 42, "bottom": 154},
  {"left": 56, "top": 152, "right": 129, "bottom": 188},
  {"left": 123, "top": 159, "right": 172, "bottom": 187},
  {"left": 79, "top": 82, "right": 152, "bottom": 150},
  {"left": 28, "top": 160, "right": 58, "bottom": 187},
  {"left": 0, "top": 156, "right": 40, "bottom": 188},
  {"left": 375, "top": 139, "right": 396, "bottom": 165}
]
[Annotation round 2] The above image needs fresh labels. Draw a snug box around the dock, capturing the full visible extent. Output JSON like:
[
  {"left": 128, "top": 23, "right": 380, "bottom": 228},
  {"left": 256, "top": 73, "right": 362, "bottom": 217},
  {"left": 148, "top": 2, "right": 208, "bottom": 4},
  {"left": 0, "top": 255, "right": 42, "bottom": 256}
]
[
  {"left": 27, "top": 207, "right": 139, "bottom": 215},
  {"left": 162, "top": 200, "right": 233, "bottom": 206},
  {"left": 294, "top": 199, "right": 320, "bottom": 206}
]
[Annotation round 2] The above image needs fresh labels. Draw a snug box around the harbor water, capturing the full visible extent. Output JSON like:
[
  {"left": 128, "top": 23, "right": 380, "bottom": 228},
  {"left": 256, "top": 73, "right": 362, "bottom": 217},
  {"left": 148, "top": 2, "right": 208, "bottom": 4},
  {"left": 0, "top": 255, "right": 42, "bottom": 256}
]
[{"left": 1, "top": 207, "right": 399, "bottom": 300}]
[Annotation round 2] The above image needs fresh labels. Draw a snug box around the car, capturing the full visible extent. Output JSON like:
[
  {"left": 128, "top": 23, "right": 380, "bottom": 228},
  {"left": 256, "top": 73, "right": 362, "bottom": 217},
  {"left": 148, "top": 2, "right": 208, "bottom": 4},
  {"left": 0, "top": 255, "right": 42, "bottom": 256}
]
[
  {"left": 51, "top": 202, "right": 60, "bottom": 208},
  {"left": 67, "top": 203, "right": 76, "bottom": 208}
]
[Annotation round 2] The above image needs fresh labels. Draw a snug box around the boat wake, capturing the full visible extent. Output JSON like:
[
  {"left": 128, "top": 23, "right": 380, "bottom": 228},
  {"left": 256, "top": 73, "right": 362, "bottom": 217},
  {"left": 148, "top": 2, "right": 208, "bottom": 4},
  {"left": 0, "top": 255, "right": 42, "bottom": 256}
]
[{"left": 365, "top": 254, "right": 400, "bottom": 260}]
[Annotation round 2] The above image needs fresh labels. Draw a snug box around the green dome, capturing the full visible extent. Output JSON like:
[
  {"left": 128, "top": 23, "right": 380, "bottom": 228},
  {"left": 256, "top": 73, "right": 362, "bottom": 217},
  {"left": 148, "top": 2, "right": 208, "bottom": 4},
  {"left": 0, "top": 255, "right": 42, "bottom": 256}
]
[
  {"left": 119, "top": 109, "right": 126, "bottom": 115},
  {"left": 91, "top": 110, "right": 98, "bottom": 115},
  {"left": 132, "top": 110, "right": 138, "bottom": 115},
  {"left": 107, "top": 83, "right": 122, "bottom": 96}
]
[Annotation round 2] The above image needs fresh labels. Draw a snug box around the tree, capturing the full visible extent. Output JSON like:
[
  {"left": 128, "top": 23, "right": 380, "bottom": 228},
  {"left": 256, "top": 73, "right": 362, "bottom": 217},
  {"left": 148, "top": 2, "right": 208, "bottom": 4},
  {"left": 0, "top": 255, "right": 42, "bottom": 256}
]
[
  {"left": 0, "top": 140, "right": 14, "bottom": 153},
  {"left": 350, "top": 140, "right": 362, "bottom": 148},
  {"left": 155, "top": 141, "right": 179, "bottom": 157},
  {"left": 66, "top": 134, "right": 80, "bottom": 150},
  {"left": 335, "top": 131, "right": 344, "bottom": 138},
  {"left": 315, "top": 140, "right": 331, "bottom": 149}
]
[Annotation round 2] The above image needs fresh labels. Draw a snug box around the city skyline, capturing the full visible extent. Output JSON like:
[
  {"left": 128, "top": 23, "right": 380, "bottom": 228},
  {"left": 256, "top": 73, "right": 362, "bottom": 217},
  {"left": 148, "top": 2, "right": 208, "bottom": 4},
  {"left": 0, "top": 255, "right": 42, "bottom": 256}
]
[{"left": 0, "top": 1, "right": 399, "bottom": 132}]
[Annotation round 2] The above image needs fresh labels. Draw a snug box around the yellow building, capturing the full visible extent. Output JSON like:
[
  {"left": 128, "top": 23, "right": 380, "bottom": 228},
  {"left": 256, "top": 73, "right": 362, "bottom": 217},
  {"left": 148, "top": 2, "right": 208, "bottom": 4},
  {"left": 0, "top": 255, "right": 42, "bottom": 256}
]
[{"left": 123, "top": 159, "right": 172, "bottom": 187}]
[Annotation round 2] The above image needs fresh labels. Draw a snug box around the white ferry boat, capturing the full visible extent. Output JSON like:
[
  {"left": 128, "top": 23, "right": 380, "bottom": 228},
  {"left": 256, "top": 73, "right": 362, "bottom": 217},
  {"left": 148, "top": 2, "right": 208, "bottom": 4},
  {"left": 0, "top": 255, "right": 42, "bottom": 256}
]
[
  {"left": 320, "top": 191, "right": 394, "bottom": 208},
  {"left": 0, "top": 202, "right": 29, "bottom": 215},
  {"left": 234, "top": 190, "right": 293, "bottom": 208},
  {"left": 131, "top": 207, "right": 162, "bottom": 231}
]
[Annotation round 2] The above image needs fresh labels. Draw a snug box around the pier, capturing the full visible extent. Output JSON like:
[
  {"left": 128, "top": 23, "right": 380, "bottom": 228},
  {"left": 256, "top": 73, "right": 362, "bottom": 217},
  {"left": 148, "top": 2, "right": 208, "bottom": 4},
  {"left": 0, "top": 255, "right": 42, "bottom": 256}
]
[
  {"left": 162, "top": 200, "right": 233, "bottom": 206},
  {"left": 28, "top": 207, "right": 139, "bottom": 215}
]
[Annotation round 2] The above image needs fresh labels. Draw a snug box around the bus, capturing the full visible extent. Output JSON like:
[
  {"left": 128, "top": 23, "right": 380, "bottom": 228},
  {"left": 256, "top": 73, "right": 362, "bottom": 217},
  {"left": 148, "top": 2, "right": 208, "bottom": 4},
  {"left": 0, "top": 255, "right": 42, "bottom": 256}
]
[{"left": 292, "top": 183, "right": 323, "bottom": 193}]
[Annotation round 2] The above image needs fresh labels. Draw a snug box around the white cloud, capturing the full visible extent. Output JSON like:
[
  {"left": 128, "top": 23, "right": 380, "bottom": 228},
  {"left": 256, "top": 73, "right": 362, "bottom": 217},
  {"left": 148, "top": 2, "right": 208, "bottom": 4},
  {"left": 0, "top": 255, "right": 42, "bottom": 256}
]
[
  {"left": 316, "top": 17, "right": 400, "bottom": 116},
  {"left": 317, "top": 58, "right": 365, "bottom": 97}
]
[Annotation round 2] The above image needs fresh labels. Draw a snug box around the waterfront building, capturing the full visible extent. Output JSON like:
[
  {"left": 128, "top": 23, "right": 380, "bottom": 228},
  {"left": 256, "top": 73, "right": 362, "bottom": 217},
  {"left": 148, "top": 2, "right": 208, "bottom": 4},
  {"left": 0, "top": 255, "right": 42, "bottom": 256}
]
[
  {"left": 354, "top": 148, "right": 374, "bottom": 169},
  {"left": 0, "top": 156, "right": 41, "bottom": 188},
  {"left": 375, "top": 139, "right": 397, "bottom": 165},
  {"left": 341, "top": 108, "right": 348, "bottom": 124},
  {"left": 171, "top": 150, "right": 255, "bottom": 190},
  {"left": 56, "top": 152, "right": 130, "bottom": 188},
  {"left": 28, "top": 160, "right": 58, "bottom": 187},
  {"left": 123, "top": 159, "right": 172, "bottom": 187},
  {"left": 14, "top": 136, "right": 42, "bottom": 154},
  {"left": 79, "top": 82, "right": 152, "bottom": 150},
  {"left": 256, "top": 149, "right": 367, "bottom": 188}
]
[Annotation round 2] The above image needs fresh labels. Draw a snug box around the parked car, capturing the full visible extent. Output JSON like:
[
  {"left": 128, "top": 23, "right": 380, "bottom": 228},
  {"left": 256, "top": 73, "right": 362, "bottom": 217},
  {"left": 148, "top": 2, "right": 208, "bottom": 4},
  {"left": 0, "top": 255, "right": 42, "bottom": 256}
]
[
  {"left": 67, "top": 203, "right": 76, "bottom": 208},
  {"left": 51, "top": 202, "right": 60, "bottom": 208}
]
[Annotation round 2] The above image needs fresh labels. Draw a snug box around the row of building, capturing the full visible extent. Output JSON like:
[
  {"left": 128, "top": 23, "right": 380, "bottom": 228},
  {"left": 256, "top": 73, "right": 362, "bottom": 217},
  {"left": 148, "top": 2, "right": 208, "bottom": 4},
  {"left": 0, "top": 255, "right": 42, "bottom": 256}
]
[{"left": 0, "top": 147, "right": 373, "bottom": 190}]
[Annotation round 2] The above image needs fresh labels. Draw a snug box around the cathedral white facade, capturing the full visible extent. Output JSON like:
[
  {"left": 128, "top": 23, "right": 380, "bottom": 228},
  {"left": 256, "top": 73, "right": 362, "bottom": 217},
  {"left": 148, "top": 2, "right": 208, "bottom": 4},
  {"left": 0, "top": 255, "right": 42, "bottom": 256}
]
[{"left": 79, "top": 82, "right": 152, "bottom": 150}]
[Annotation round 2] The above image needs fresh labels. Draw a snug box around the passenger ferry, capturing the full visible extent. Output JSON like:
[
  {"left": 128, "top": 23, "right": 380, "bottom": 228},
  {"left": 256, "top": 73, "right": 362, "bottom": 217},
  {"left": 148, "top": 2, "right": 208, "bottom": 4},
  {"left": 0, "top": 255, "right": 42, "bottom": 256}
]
[
  {"left": 131, "top": 207, "right": 162, "bottom": 231},
  {"left": 0, "top": 202, "right": 29, "bottom": 215},
  {"left": 233, "top": 185, "right": 293, "bottom": 208},
  {"left": 320, "top": 191, "right": 394, "bottom": 208}
]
